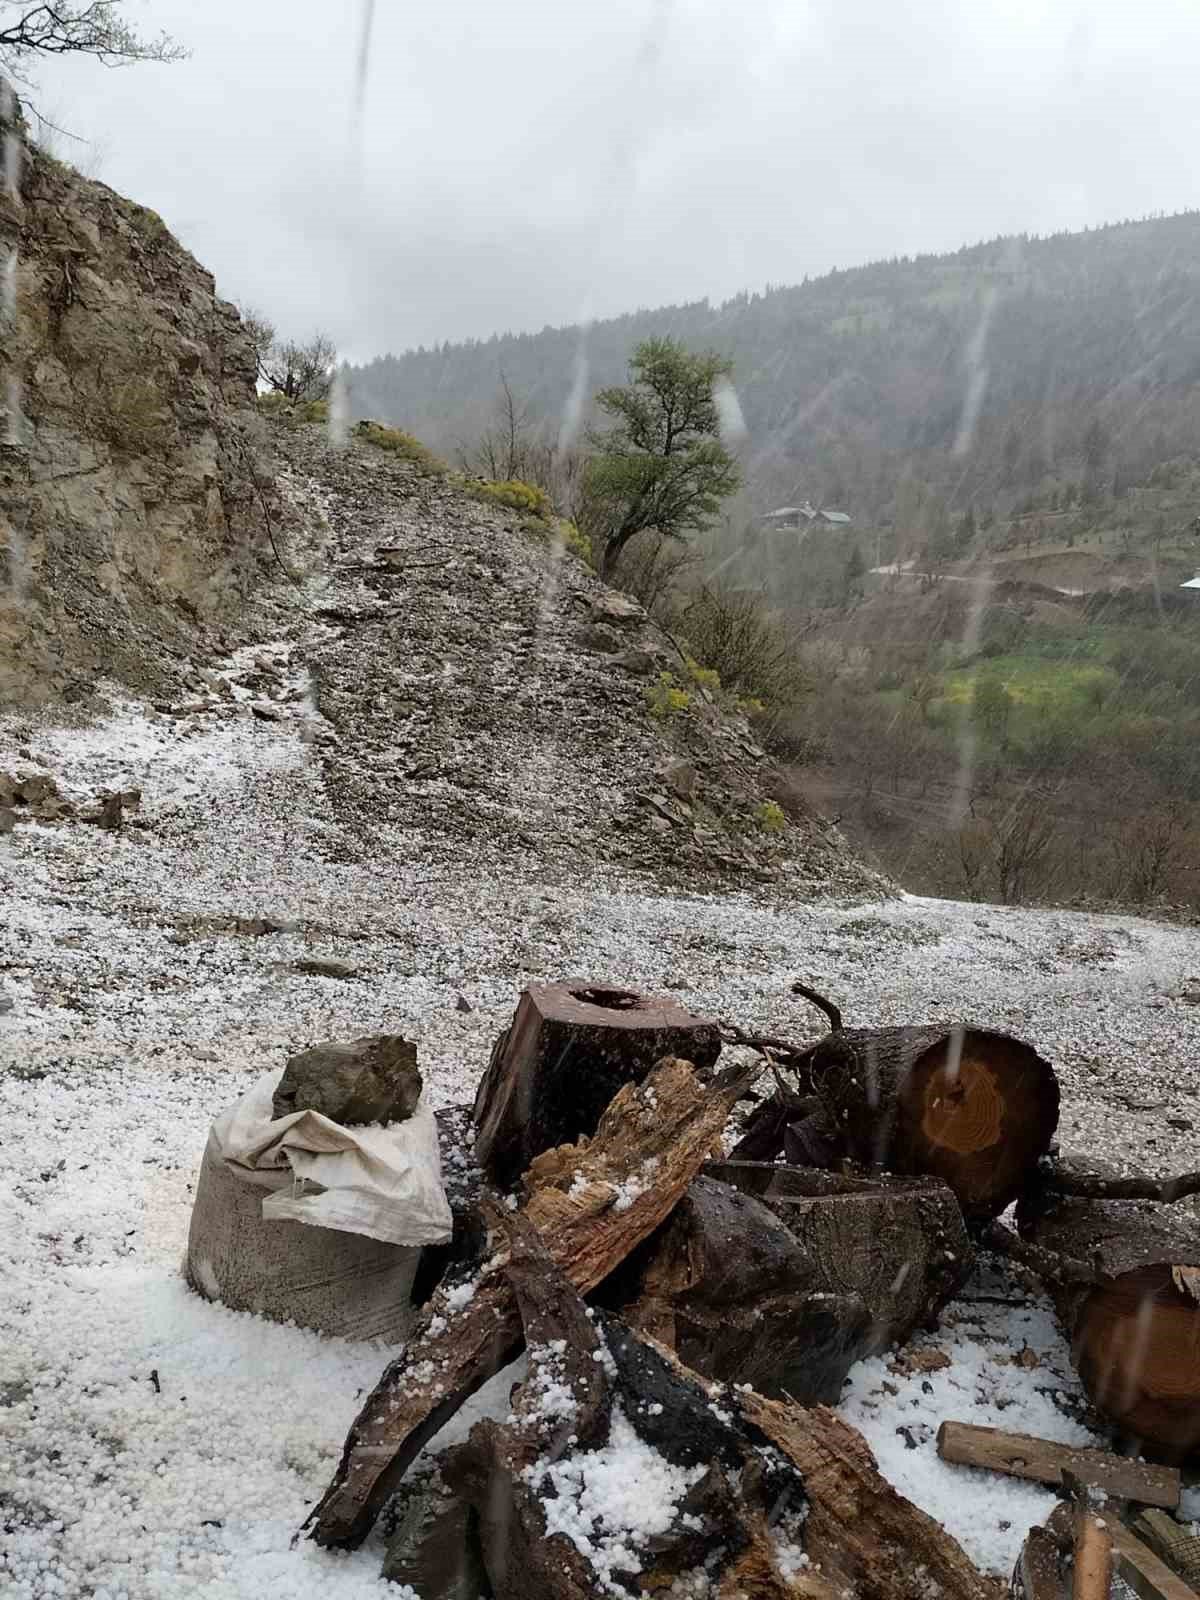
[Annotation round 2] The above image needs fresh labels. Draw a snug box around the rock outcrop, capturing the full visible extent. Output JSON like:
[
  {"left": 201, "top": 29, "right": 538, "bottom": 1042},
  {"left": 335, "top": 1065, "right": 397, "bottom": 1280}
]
[{"left": 0, "top": 92, "right": 269, "bottom": 706}]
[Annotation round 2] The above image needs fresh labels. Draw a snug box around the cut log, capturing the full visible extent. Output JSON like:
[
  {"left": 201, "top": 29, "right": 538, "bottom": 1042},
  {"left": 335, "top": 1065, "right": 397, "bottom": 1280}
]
[
  {"left": 472, "top": 979, "right": 722, "bottom": 1184},
  {"left": 1021, "top": 1197, "right": 1200, "bottom": 1461},
  {"left": 936, "top": 1421, "right": 1181, "bottom": 1509},
  {"left": 705, "top": 1160, "right": 974, "bottom": 1352},
  {"left": 618, "top": 1173, "right": 874, "bottom": 1403},
  {"left": 1132, "top": 1511, "right": 1200, "bottom": 1593},
  {"left": 305, "top": 1055, "right": 751, "bottom": 1548},
  {"left": 807, "top": 1021, "right": 1060, "bottom": 1221}
]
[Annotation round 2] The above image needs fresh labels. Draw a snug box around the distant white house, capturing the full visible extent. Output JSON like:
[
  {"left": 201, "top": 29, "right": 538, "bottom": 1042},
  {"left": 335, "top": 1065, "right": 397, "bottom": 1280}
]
[{"left": 761, "top": 502, "right": 853, "bottom": 530}]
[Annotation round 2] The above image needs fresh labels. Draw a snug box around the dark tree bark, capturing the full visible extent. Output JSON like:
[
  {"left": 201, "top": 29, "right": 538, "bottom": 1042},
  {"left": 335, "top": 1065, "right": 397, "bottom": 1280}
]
[
  {"left": 472, "top": 980, "right": 722, "bottom": 1184},
  {"left": 620, "top": 1165, "right": 971, "bottom": 1400},
  {"left": 619, "top": 1173, "right": 874, "bottom": 1402}
]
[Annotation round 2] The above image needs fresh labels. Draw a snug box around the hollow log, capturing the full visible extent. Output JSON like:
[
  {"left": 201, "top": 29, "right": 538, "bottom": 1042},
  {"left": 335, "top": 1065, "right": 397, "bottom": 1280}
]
[
  {"left": 473, "top": 979, "right": 722, "bottom": 1184},
  {"left": 305, "top": 1055, "right": 751, "bottom": 1548},
  {"left": 1021, "top": 1196, "right": 1200, "bottom": 1462},
  {"left": 805, "top": 1021, "right": 1060, "bottom": 1221}
]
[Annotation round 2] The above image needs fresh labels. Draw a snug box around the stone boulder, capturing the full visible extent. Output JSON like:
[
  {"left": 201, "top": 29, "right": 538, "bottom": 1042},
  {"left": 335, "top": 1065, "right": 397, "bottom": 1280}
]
[{"left": 273, "top": 1034, "right": 423, "bottom": 1126}]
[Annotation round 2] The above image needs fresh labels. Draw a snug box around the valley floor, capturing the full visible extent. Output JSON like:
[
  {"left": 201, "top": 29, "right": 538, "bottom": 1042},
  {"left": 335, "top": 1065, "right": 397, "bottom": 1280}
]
[{"left": 2, "top": 486, "right": 1199, "bottom": 1596}]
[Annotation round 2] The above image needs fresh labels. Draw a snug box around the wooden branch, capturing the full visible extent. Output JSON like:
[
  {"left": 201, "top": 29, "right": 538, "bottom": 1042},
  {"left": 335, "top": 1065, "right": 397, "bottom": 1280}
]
[
  {"left": 1039, "top": 1156, "right": 1200, "bottom": 1206},
  {"left": 791, "top": 979, "right": 843, "bottom": 1032},
  {"left": 304, "top": 1056, "right": 752, "bottom": 1549},
  {"left": 981, "top": 1220, "right": 1099, "bottom": 1288},
  {"left": 936, "top": 1421, "right": 1180, "bottom": 1510}
]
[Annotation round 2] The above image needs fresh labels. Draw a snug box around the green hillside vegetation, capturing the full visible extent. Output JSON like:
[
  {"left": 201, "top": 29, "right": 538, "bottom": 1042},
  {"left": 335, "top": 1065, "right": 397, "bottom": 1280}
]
[
  {"left": 347, "top": 214, "right": 1200, "bottom": 914},
  {"left": 347, "top": 211, "right": 1200, "bottom": 529}
]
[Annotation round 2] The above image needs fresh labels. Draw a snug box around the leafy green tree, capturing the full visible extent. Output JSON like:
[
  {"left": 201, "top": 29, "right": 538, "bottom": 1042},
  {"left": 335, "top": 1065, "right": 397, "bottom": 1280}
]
[
  {"left": 583, "top": 337, "right": 741, "bottom": 577},
  {"left": 1, "top": 3, "right": 186, "bottom": 84}
]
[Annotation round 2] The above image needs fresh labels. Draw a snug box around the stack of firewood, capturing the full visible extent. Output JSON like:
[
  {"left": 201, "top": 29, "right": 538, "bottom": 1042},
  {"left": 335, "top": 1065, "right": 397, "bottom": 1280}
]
[{"left": 298, "top": 978, "right": 1200, "bottom": 1599}]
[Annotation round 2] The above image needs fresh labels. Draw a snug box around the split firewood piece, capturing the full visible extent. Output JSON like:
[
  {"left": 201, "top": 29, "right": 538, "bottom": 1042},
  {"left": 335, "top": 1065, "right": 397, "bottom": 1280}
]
[
  {"left": 305, "top": 1055, "right": 752, "bottom": 1549},
  {"left": 1013, "top": 1524, "right": 1070, "bottom": 1600},
  {"left": 1063, "top": 1472, "right": 1113, "bottom": 1600},
  {"left": 440, "top": 1211, "right": 615, "bottom": 1600},
  {"left": 706, "top": 1159, "right": 973, "bottom": 1354},
  {"left": 442, "top": 1213, "right": 841, "bottom": 1600},
  {"left": 619, "top": 1172, "right": 874, "bottom": 1403},
  {"left": 1132, "top": 1511, "right": 1200, "bottom": 1593},
  {"left": 803, "top": 1007, "right": 1060, "bottom": 1222},
  {"left": 1019, "top": 1197, "right": 1200, "bottom": 1461},
  {"left": 732, "top": 1382, "right": 1004, "bottom": 1600},
  {"left": 936, "top": 1421, "right": 1180, "bottom": 1510},
  {"left": 472, "top": 979, "right": 722, "bottom": 1183}
]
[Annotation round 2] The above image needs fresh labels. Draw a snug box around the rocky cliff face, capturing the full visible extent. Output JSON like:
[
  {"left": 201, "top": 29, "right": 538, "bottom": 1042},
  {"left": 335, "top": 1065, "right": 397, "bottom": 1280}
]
[{"left": 0, "top": 94, "right": 267, "bottom": 706}]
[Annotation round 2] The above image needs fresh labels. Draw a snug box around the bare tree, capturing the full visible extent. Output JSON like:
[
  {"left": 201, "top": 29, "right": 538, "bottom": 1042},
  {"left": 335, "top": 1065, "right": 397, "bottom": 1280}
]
[
  {"left": 458, "top": 373, "right": 537, "bottom": 482},
  {"left": 1, "top": 3, "right": 187, "bottom": 84},
  {"left": 241, "top": 307, "right": 336, "bottom": 404}
]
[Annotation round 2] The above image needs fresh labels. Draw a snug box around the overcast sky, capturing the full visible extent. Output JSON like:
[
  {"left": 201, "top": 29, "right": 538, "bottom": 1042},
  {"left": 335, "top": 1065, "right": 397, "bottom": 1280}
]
[{"left": 30, "top": 0, "right": 1200, "bottom": 362}]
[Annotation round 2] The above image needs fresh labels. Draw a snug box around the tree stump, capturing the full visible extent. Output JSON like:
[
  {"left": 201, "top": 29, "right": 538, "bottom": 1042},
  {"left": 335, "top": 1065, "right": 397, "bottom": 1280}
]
[
  {"left": 808, "top": 1023, "right": 1060, "bottom": 1221},
  {"left": 618, "top": 1173, "right": 874, "bottom": 1403},
  {"left": 1020, "top": 1196, "right": 1200, "bottom": 1462},
  {"left": 619, "top": 1163, "right": 972, "bottom": 1400},
  {"left": 472, "top": 980, "right": 722, "bottom": 1184}
]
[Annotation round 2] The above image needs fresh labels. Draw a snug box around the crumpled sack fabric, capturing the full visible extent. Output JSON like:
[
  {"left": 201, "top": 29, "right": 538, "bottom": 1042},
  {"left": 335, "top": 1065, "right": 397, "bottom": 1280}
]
[{"left": 211, "top": 1068, "right": 453, "bottom": 1246}]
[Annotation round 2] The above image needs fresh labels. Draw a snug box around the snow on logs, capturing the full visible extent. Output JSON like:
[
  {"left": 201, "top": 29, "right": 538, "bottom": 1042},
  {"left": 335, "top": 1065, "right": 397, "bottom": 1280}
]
[{"left": 306, "top": 1055, "right": 752, "bottom": 1549}]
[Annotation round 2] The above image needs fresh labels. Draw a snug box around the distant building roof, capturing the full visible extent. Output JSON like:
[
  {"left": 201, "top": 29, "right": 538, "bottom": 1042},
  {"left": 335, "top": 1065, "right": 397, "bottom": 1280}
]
[
  {"left": 762, "top": 502, "right": 853, "bottom": 527},
  {"left": 762, "top": 504, "right": 815, "bottom": 521}
]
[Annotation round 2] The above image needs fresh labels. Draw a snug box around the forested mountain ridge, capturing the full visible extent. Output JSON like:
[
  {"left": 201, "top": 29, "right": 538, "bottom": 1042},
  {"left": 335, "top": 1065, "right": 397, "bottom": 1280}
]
[{"left": 346, "top": 211, "right": 1200, "bottom": 525}]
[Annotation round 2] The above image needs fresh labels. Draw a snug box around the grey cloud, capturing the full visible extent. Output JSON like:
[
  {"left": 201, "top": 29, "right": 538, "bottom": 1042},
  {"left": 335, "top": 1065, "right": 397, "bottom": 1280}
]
[{"left": 31, "top": 0, "right": 1200, "bottom": 361}]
